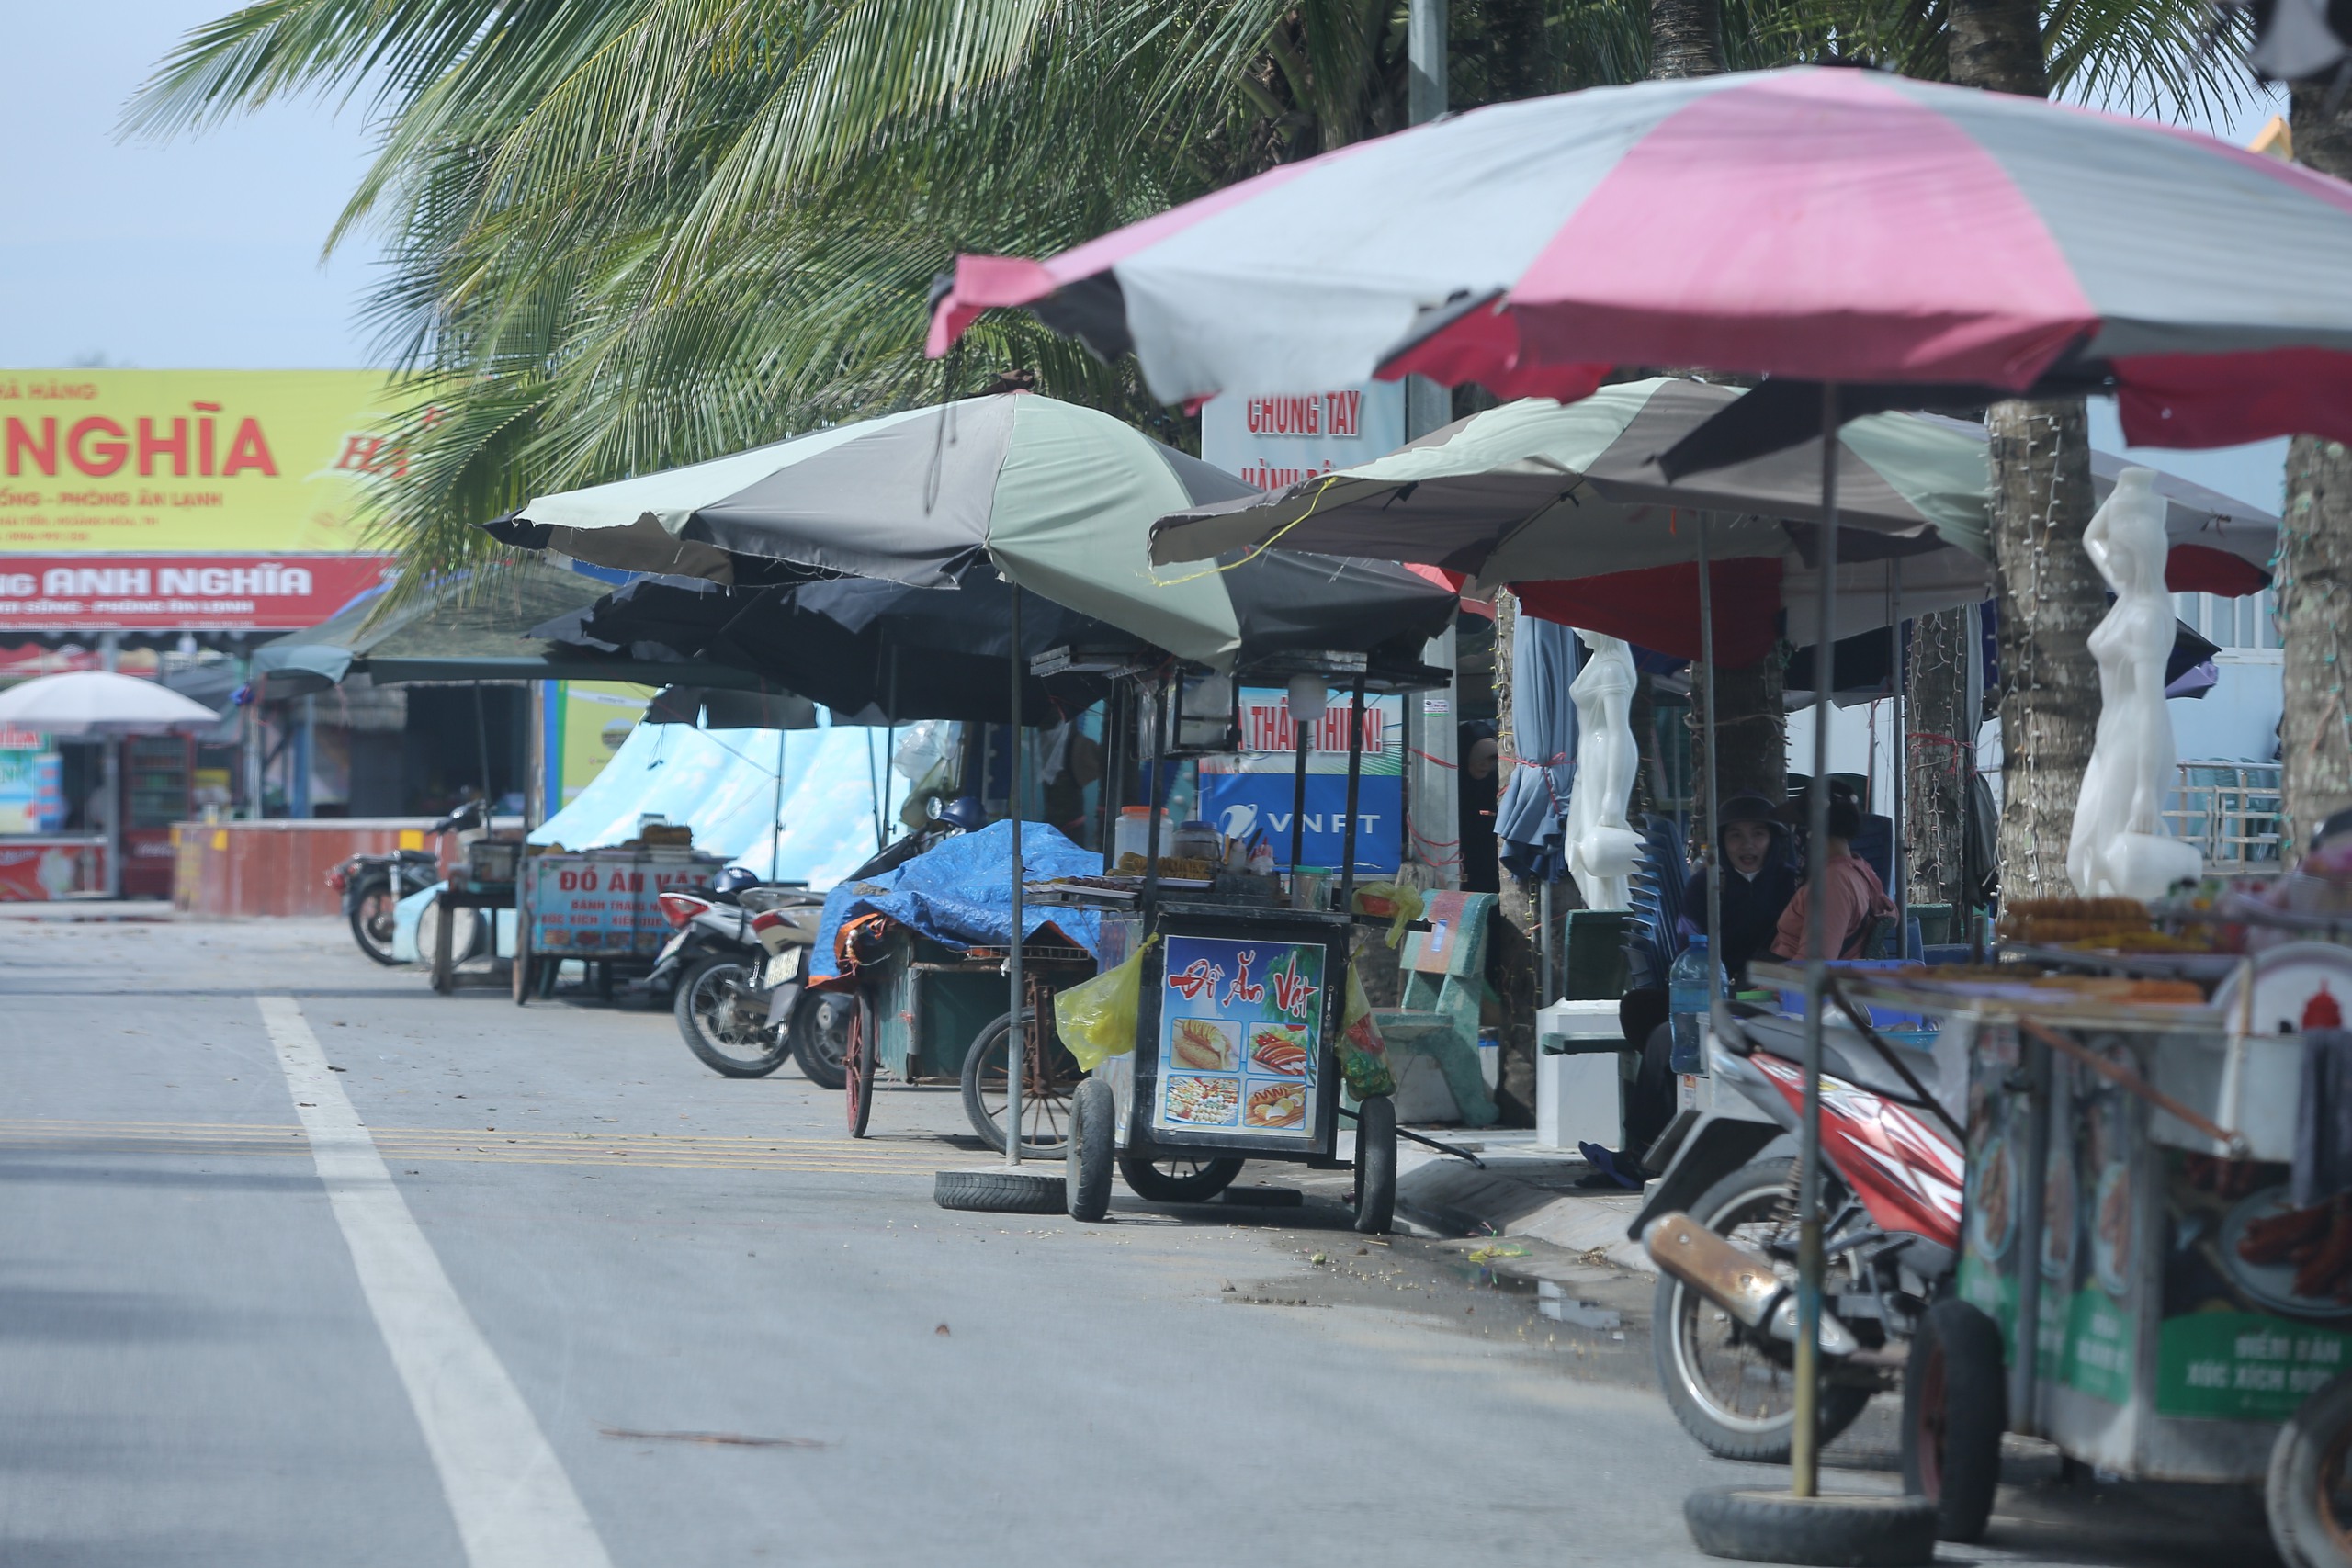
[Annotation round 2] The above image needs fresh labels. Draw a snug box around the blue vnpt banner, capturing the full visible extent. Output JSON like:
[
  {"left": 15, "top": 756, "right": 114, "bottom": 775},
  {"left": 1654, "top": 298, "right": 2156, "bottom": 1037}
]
[{"left": 1197, "top": 689, "right": 1404, "bottom": 874}]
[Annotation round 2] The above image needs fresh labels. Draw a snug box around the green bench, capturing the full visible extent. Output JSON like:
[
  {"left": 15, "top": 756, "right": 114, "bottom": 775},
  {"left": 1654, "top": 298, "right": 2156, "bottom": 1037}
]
[{"left": 1367, "top": 890, "right": 1500, "bottom": 1127}]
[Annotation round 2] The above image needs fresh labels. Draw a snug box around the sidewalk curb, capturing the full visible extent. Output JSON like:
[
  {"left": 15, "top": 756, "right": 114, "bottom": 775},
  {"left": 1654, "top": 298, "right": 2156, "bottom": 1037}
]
[{"left": 1393, "top": 1149, "right": 1653, "bottom": 1274}]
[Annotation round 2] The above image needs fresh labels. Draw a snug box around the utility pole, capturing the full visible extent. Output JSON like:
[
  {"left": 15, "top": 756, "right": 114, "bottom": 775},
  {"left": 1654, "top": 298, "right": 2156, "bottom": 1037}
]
[{"left": 1403, "top": 0, "right": 1461, "bottom": 891}]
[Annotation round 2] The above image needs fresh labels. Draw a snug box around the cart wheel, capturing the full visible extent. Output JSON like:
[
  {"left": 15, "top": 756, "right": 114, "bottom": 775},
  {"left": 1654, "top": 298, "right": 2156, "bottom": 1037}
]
[
  {"left": 1066, "top": 1078, "right": 1115, "bottom": 1222},
  {"left": 1352, "top": 1093, "right": 1397, "bottom": 1235},
  {"left": 1117, "top": 1152, "right": 1243, "bottom": 1203},
  {"left": 962, "top": 1008, "right": 1079, "bottom": 1156},
  {"left": 2267, "top": 1367, "right": 2352, "bottom": 1568},
  {"left": 1902, "top": 1297, "right": 2007, "bottom": 1542},
  {"left": 844, "top": 996, "right": 876, "bottom": 1139}
]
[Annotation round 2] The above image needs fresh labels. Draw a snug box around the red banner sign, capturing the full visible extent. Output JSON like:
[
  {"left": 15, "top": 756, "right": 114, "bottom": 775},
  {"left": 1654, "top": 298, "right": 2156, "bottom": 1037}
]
[{"left": 0, "top": 554, "right": 387, "bottom": 630}]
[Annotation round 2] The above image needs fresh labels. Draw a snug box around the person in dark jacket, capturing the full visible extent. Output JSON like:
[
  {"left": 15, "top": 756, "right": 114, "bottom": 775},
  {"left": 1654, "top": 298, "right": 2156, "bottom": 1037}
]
[
  {"left": 1679, "top": 793, "right": 1801, "bottom": 983},
  {"left": 1599, "top": 794, "right": 1800, "bottom": 1186}
]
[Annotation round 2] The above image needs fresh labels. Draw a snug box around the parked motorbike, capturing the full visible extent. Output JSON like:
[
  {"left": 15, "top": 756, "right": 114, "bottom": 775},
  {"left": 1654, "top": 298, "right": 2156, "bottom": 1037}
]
[
  {"left": 1630, "top": 1006, "right": 1963, "bottom": 1463},
  {"left": 329, "top": 798, "right": 489, "bottom": 966},
  {"left": 653, "top": 867, "right": 848, "bottom": 1084}
]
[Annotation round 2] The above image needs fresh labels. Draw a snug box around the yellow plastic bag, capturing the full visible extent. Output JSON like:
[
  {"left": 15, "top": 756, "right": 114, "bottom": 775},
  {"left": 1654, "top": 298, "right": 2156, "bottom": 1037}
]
[
  {"left": 1055, "top": 935, "right": 1159, "bottom": 1072},
  {"left": 1350, "top": 880, "right": 1425, "bottom": 949}
]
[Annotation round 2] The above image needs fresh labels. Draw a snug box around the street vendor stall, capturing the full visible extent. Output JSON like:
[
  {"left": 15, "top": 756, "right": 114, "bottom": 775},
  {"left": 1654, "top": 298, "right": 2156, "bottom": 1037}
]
[
  {"left": 493, "top": 390, "right": 1457, "bottom": 1222},
  {"left": 1820, "top": 929, "right": 2352, "bottom": 1568},
  {"left": 1036, "top": 652, "right": 1440, "bottom": 1232}
]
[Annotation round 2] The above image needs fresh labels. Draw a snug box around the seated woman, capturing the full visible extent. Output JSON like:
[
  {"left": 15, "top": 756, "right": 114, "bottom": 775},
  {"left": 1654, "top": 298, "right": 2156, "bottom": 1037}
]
[
  {"left": 1769, "top": 786, "right": 1895, "bottom": 963},
  {"left": 1602, "top": 794, "right": 1799, "bottom": 1186}
]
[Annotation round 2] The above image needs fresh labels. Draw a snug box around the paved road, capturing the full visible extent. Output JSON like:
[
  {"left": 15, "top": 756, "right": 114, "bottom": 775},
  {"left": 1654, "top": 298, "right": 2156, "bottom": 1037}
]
[{"left": 0, "top": 919, "right": 2281, "bottom": 1566}]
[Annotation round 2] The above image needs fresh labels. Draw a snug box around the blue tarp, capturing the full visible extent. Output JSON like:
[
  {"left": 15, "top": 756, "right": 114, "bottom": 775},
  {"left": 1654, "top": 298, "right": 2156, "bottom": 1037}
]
[{"left": 812, "top": 821, "right": 1102, "bottom": 978}]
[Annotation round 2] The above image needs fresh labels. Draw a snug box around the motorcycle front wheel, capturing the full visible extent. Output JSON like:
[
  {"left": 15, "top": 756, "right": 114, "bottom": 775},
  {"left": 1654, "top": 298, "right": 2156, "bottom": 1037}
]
[
  {"left": 1653, "top": 1156, "right": 1873, "bottom": 1462},
  {"left": 347, "top": 876, "right": 401, "bottom": 966},
  {"left": 790, "top": 989, "right": 851, "bottom": 1090},
  {"left": 674, "top": 956, "right": 790, "bottom": 1078}
]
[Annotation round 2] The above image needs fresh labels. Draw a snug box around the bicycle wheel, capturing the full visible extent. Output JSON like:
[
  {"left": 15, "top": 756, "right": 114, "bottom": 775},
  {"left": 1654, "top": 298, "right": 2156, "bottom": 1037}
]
[{"left": 961, "top": 1008, "right": 1080, "bottom": 1156}]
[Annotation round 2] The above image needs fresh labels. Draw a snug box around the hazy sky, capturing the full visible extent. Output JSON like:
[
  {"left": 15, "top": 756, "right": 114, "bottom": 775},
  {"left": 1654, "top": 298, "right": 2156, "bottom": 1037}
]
[
  {"left": 0, "top": 6, "right": 2297, "bottom": 505},
  {"left": 0, "top": 2, "right": 379, "bottom": 370}
]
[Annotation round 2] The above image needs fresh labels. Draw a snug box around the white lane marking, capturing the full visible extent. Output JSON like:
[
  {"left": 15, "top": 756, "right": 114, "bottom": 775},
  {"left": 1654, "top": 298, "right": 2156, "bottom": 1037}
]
[{"left": 258, "top": 996, "right": 613, "bottom": 1568}]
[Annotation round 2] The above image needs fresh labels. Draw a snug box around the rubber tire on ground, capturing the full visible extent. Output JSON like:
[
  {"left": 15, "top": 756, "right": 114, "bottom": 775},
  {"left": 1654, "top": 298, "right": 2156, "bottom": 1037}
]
[
  {"left": 790, "top": 991, "right": 850, "bottom": 1090},
  {"left": 1683, "top": 1487, "right": 1936, "bottom": 1567},
  {"left": 348, "top": 878, "right": 401, "bottom": 966},
  {"left": 1352, "top": 1094, "right": 1398, "bottom": 1235},
  {"left": 1655, "top": 1157, "right": 1873, "bottom": 1463},
  {"left": 1066, "top": 1078, "right": 1115, "bottom": 1222},
  {"left": 1116, "top": 1150, "right": 1245, "bottom": 1203},
  {"left": 933, "top": 1168, "right": 1067, "bottom": 1215},
  {"left": 2267, "top": 1366, "right": 2352, "bottom": 1568},
  {"left": 673, "top": 956, "right": 791, "bottom": 1078},
  {"left": 1902, "top": 1298, "right": 2007, "bottom": 1543},
  {"left": 960, "top": 1008, "right": 1075, "bottom": 1157},
  {"left": 845, "top": 996, "right": 876, "bottom": 1139}
]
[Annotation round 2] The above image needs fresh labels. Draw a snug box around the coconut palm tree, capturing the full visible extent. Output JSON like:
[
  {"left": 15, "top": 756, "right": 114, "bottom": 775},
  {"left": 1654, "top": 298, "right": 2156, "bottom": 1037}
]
[
  {"left": 127, "top": 0, "right": 2245, "bottom": 646},
  {"left": 2281, "top": 82, "right": 2352, "bottom": 854}
]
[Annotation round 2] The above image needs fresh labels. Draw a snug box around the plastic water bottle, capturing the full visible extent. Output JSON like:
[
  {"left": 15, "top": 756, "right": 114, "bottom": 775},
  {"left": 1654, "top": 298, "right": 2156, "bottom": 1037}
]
[{"left": 1668, "top": 935, "right": 1715, "bottom": 1076}]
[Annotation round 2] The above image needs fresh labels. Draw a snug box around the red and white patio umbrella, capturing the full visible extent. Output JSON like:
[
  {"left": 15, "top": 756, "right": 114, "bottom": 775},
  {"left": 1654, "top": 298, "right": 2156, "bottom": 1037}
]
[{"left": 931, "top": 63, "right": 2352, "bottom": 451}]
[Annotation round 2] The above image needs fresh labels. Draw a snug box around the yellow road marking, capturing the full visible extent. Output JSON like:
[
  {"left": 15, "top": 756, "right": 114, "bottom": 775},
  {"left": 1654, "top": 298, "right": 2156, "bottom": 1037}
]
[{"left": 0, "top": 1119, "right": 970, "bottom": 1175}]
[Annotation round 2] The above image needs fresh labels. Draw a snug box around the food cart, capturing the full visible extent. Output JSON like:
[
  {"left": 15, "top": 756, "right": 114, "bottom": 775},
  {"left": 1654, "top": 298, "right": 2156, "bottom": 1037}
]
[
  {"left": 1027, "top": 653, "right": 1437, "bottom": 1234},
  {"left": 516, "top": 843, "right": 729, "bottom": 1002},
  {"left": 1838, "top": 935, "right": 2352, "bottom": 1568}
]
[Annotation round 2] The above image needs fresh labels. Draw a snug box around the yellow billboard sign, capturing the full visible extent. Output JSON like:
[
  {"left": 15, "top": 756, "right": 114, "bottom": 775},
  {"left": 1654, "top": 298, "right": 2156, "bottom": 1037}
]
[{"left": 0, "top": 369, "right": 410, "bottom": 554}]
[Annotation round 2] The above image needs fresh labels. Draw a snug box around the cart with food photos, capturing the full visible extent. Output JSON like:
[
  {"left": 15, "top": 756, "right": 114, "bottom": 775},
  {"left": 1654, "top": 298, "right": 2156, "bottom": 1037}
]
[
  {"left": 1026, "top": 651, "right": 1439, "bottom": 1234},
  {"left": 1828, "top": 895, "right": 2352, "bottom": 1568}
]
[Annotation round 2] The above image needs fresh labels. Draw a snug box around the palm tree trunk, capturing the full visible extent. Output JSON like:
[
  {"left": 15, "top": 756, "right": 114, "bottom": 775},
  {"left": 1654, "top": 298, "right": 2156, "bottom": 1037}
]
[
  {"left": 1986, "top": 400, "right": 2103, "bottom": 898},
  {"left": 1650, "top": 0, "right": 1724, "bottom": 77},
  {"left": 2282, "top": 85, "right": 2352, "bottom": 854},
  {"left": 1690, "top": 655, "right": 1787, "bottom": 807},
  {"left": 1904, "top": 608, "right": 1973, "bottom": 904},
  {"left": 1946, "top": 0, "right": 2099, "bottom": 903},
  {"left": 1947, "top": 0, "right": 2048, "bottom": 96}
]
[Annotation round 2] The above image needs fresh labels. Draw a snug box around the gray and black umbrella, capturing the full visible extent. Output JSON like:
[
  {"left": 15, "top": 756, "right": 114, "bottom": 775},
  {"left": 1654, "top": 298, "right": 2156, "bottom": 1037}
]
[{"left": 486, "top": 391, "right": 1453, "bottom": 669}]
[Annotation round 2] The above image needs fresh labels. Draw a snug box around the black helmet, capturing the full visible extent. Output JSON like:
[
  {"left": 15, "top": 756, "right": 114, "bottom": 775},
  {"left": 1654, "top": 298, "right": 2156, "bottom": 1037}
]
[
  {"left": 711, "top": 865, "right": 762, "bottom": 897},
  {"left": 938, "top": 796, "right": 987, "bottom": 833}
]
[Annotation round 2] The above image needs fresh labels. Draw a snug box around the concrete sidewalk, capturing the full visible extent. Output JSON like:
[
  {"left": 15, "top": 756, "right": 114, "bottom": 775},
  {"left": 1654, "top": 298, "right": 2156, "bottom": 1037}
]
[
  {"left": 0, "top": 899, "right": 176, "bottom": 921},
  {"left": 1389, "top": 1129, "right": 1653, "bottom": 1273}
]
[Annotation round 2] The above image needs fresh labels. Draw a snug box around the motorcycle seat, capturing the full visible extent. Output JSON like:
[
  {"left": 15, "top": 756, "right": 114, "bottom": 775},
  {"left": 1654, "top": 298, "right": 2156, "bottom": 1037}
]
[{"left": 1736, "top": 1010, "right": 1940, "bottom": 1111}]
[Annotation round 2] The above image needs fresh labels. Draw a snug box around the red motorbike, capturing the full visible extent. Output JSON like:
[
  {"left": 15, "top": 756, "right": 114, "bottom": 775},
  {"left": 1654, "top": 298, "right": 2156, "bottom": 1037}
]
[{"left": 1632, "top": 1007, "right": 1966, "bottom": 1468}]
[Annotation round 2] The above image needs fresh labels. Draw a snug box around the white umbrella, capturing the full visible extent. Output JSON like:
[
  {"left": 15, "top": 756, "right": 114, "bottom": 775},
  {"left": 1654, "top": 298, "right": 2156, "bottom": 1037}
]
[
  {"left": 0, "top": 671, "right": 222, "bottom": 899},
  {"left": 0, "top": 671, "right": 220, "bottom": 735}
]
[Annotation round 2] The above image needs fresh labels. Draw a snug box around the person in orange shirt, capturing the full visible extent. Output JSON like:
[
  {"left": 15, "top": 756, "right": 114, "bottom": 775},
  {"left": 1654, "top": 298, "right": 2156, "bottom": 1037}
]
[{"left": 1769, "top": 784, "right": 1894, "bottom": 962}]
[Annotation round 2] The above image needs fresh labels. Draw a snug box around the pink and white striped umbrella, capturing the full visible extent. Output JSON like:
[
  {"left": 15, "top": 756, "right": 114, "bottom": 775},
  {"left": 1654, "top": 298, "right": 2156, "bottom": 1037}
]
[{"left": 931, "top": 65, "right": 2352, "bottom": 449}]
